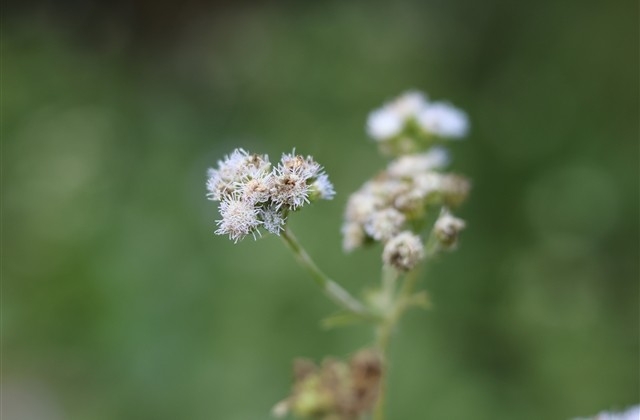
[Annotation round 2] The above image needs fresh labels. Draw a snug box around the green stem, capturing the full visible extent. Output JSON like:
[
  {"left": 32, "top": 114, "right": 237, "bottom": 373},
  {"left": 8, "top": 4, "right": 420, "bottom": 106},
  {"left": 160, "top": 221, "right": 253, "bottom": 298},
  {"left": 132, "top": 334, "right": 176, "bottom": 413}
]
[
  {"left": 280, "top": 226, "right": 370, "bottom": 317},
  {"left": 373, "top": 266, "right": 424, "bottom": 420}
]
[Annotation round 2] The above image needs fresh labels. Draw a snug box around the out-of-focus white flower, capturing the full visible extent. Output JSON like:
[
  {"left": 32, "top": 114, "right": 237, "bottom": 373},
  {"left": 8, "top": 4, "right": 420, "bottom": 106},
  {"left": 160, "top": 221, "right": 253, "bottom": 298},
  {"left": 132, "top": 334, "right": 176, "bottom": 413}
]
[
  {"left": 215, "top": 194, "right": 262, "bottom": 242},
  {"left": 311, "top": 173, "right": 336, "bottom": 200},
  {"left": 382, "top": 231, "right": 425, "bottom": 271},
  {"left": 366, "top": 108, "right": 403, "bottom": 141},
  {"left": 434, "top": 211, "right": 466, "bottom": 248},
  {"left": 364, "top": 208, "right": 406, "bottom": 241},
  {"left": 439, "top": 174, "right": 472, "bottom": 206},
  {"left": 412, "top": 172, "right": 444, "bottom": 197},
  {"left": 387, "top": 147, "right": 450, "bottom": 178},
  {"left": 366, "top": 91, "right": 428, "bottom": 142},
  {"left": 345, "top": 190, "right": 382, "bottom": 223},
  {"left": 417, "top": 102, "right": 469, "bottom": 139},
  {"left": 366, "top": 91, "right": 469, "bottom": 145},
  {"left": 341, "top": 222, "right": 366, "bottom": 252},
  {"left": 389, "top": 91, "right": 428, "bottom": 119}
]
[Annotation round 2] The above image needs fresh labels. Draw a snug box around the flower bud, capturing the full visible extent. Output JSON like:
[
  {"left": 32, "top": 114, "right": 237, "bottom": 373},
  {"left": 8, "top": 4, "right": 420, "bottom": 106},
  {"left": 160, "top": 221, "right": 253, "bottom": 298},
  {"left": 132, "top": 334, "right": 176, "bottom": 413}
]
[
  {"left": 382, "top": 231, "right": 425, "bottom": 271},
  {"left": 434, "top": 212, "right": 466, "bottom": 249}
]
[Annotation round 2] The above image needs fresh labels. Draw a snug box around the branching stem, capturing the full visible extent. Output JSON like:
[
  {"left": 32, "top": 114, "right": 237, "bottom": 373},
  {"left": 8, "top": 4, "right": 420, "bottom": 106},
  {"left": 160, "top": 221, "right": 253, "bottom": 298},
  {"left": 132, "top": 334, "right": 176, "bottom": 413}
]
[{"left": 280, "top": 226, "right": 371, "bottom": 317}]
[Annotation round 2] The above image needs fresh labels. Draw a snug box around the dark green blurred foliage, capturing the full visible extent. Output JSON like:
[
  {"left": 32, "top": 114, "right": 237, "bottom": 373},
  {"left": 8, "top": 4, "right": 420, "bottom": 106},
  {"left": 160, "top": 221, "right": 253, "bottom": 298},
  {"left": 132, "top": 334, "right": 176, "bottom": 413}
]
[{"left": 3, "top": 0, "right": 638, "bottom": 419}]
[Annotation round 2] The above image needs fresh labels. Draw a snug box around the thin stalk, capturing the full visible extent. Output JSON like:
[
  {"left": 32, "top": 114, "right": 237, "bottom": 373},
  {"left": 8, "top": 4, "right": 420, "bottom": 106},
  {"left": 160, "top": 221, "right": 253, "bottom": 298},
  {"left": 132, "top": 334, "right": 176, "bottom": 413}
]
[
  {"left": 280, "top": 226, "right": 370, "bottom": 317},
  {"left": 373, "top": 264, "right": 426, "bottom": 420}
]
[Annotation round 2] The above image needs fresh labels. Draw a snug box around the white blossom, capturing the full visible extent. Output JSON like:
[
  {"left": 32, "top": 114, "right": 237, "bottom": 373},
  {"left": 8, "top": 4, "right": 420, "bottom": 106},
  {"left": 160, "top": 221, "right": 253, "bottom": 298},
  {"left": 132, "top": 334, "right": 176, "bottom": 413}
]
[
  {"left": 382, "top": 231, "right": 425, "bottom": 271},
  {"left": 412, "top": 172, "right": 444, "bottom": 198},
  {"left": 261, "top": 206, "right": 286, "bottom": 235},
  {"left": 389, "top": 90, "right": 428, "bottom": 119},
  {"left": 278, "top": 151, "right": 322, "bottom": 179},
  {"left": 366, "top": 108, "right": 403, "bottom": 141},
  {"left": 236, "top": 172, "right": 273, "bottom": 204},
  {"left": 270, "top": 172, "right": 311, "bottom": 210},
  {"left": 311, "top": 173, "right": 336, "bottom": 200},
  {"left": 208, "top": 148, "right": 335, "bottom": 243},
  {"left": 364, "top": 208, "right": 406, "bottom": 241},
  {"left": 207, "top": 148, "right": 271, "bottom": 201},
  {"left": 345, "top": 190, "right": 383, "bottom": 224},
  {"left": 434, "top": 211, "right": 466, "bottom": 248},
  {"left": 341, "top": 222, "right": 366, "bottom": 252},
  {"left": 387, "top": 147, "right": 450, "bottom": 178},
  {"left": 215, "top": 194, "right": 262, "bottom": 242},
  {"left": 366, "top": 91, "right": 427, "bottom": 142},
  {"left": 417, "top": 102, "right": 469, "bottom": 139}
]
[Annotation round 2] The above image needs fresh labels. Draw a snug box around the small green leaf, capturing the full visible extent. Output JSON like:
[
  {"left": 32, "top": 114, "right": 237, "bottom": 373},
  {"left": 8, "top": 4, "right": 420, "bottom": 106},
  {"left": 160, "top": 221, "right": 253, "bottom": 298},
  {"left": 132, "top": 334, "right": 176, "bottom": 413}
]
[{"left": 321, "top": 312, "right": 373, "bottom": 329}]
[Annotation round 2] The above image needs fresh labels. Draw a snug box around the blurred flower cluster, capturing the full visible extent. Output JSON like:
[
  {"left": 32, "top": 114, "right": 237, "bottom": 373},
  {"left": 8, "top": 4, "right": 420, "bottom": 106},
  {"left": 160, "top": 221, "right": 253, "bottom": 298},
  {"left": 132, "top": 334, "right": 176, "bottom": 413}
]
[
  {"left": 343, "top": 91, "right": 470, "bottom": 271},
  {"left": 366, "top": 91, "right": 468, "bottom": 155},
  {"left": 273, "top": 349, "right": 382, "bottom": 420},
  {"left": 208, "top": 89, "right": 472, "bottom": 420},
  {"left": 207, "top": 149, "right": 334, "bottom": 242}
]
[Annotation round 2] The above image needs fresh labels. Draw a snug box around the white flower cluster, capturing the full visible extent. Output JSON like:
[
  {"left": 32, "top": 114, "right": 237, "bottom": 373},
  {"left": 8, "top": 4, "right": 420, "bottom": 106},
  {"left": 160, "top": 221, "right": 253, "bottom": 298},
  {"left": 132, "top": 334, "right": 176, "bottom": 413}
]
[
  {"left": 344, "top": 89, "right": 471, "bottom": 271},
  {"left": 366, "top": 91, "right": 469, "bottom": 155},
  {"left": 342, "top": 147, "right": 469, "bottom": 270},
  {"left": 207, "top": 148, "right": 334, "bottom": 242},
  {"left": 434, "top": 210, "right": 466, "bottom": 249}
]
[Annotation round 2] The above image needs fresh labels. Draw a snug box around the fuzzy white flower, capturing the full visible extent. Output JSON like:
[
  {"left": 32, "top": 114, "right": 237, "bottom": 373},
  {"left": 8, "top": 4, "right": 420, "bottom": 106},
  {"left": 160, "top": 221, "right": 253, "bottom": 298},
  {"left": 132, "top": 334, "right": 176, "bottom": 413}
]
[
  {"left": 269, "top": 151, "right": 334, "bottom": 210},
  {"left": 236, "top": 172, "right": 273, "bottom": 204},
  {"left": 207, "top": 148, "right": 271, "bottom": 201},
  {"left": 311, "top": 173, "right": 336, "bottom": 200},
  {"left": 364, "top": 208, "right": 406, "bottom": 241},
  {"left": 341, "top": 222, "right": 366, "bottom": 252},
  {"left": 382, "top": 231, "right": 425, "bottom": 271},
  {"left": 387, "top": 147, "right": 450, "bottom": 178},
  {"left": 389, "top": 91, "right": 428, "bottom": 119},
  {"left": 366, "top": 91, "right": 428, "bottom": 142},
  {"left": 417, "top": 102, "right": 469, "bottom": 139},
  {"left": 412, "top": 172, "right": 444, "bottom": 197},
  {"left": 366, "top": 108, "right": 403, "bottom": 141},
  {"left": 345, "top": 190, "right": 383, "bottom": 223},
  {"left": 270, "top": 172, "right": 311, "bottom": 210},
  {"left": 278, "top": 151, "right": 322, "bottom": 179},
  {"left": 208, "top": 148, "right": 335, "bottom": 243},
  {"left": 434, "top": 211, "right": 466, "bottom": 248},
  {"left": 215, "top": 194, "right": 262, "bottom": 242},
  {"left": 261, "top": 206, "right": 286, "bottom": 235}
]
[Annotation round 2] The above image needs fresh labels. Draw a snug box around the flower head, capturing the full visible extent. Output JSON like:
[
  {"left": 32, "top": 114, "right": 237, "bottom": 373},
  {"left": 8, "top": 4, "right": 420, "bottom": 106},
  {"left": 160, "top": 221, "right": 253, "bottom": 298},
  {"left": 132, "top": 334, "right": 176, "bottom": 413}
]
[
  {"left": 208, "top": 148, "right": 334, "bottom": 243},
  {"left": 206, "top": 148, "right": 271, "bottom": 201},
  {"left": 386, "top": 147, "right": 449, "bottom": 178},
  {"left": 310, "top": 173, "right": 336, "bottom": 200},
  {"left": 366, "top": 108, "right": 403, "bottom": 141},
  {"left": 364, "top": 208, "right": 406, "bottom": 242},
  {"left": 261, "top": 205, "right": 286, "bottom": 235},
  {"left": 417, "top": 102, "right": 469, "bottom": 139},
  {"left": 215, "top": 194, "right": 262, "bottom": 242},
  {"left": 366, "top": 91, "right": 426, "bottom": 142},
  {"left": 382, "top": 231, "right": 425, "bottom": 271},
  {"left": 365, "top": 91, "right": 469, "bottom": 154},
  {"left": 434, "top": 211, "right": 466, "bottom": 249}
]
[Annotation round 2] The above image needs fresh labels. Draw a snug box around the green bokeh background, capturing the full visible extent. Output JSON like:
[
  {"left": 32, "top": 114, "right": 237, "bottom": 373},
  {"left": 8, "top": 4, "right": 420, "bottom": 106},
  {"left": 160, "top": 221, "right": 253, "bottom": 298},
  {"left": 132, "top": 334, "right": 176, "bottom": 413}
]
[{"left": 4, "top": 1, "right": 638, "bottom": 419}]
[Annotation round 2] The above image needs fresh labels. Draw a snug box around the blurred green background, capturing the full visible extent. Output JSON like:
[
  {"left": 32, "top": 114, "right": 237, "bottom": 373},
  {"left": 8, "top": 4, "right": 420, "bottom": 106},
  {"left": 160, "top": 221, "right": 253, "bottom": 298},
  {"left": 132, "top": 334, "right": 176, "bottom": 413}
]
[{"left": 3, "top": 0, "right": 638, "bottom": 419}]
